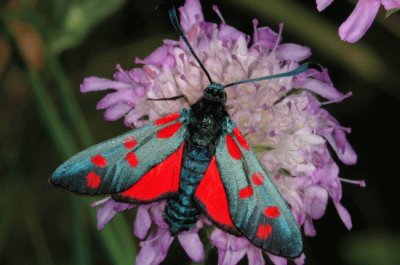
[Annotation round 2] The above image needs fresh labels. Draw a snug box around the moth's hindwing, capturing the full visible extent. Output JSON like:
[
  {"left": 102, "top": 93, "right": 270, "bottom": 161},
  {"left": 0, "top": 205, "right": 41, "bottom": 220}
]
[
  {"left": 213, "top": 127, "right": 302, "bottom": 258},
  {"left": 51, "top": 112, "right": 187, "bottom": 198}
]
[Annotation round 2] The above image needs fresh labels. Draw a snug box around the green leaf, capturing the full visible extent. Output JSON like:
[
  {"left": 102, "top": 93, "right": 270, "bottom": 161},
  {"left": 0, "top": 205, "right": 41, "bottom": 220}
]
[
  {"left": 50, "top": 0, "right": 127, "bottom": 54},
  {"left": 386, "top": 8, "right": 400, "bottom": 18}
]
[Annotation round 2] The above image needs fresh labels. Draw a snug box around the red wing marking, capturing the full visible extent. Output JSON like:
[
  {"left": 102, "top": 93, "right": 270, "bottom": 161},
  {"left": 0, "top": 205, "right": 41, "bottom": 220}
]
[
  {"left": 157, "top": 122, "right": 182, "bottom": 139},
  {"left": 119, "top": 143, "right": 184, "bottom": 201},
  {"left": 251, "top": 172, "right": 265, "bottom": 186},
  {"left": 124, "top": 136, "right": 137, "bottom": 149},
  {"left": 264, "top": 206, "right": 280, "bottom": 218},
  {"left": 226, "top": 134, "right": 242, "bottom": 160},
  {"left": 194, "top": 157, "right": 236, "bottom": 230},
  {"left": 86, "top": 171, "right": 101, "bottom": 189},
  {"left": 239, "top": 185, "right": 254, "bottom": 199},
  {"left": 91, "top": 154, "right": 107, "bottom": 167},
  {"left": 233, "top": 127, "right": 250, "bottom": 150},
  {"left": 257, "top": 224, "right": 272, "bottom": 240},
  {"left": 154, "top": 112, "right": 180, "bottom": 126},
  {"left": 125, "top": 152, "right": 139, "bottom": 168}
]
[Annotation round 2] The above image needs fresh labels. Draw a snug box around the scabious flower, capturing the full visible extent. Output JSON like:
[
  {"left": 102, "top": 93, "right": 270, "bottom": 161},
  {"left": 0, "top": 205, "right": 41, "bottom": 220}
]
[
  {"left": 82, "top": 0, "right": 363, "bottom": 264},
  {"left": 316, "top": 0, "right": 400, "bottom": 43}
]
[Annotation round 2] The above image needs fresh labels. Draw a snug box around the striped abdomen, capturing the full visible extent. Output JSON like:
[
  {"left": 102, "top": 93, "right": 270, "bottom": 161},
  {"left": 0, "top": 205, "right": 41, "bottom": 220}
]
[{"left": 163, "top": 145, "right": 212, "bottom": 235}]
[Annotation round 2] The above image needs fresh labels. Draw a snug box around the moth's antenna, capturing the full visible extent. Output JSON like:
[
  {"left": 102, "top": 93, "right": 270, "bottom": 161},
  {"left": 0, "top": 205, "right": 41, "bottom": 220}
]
[
  {"left": 168, "top": 7, "right": 214, "bottom": 84},
  {"left": 223, "top": 63, "right": 309, "bottom": 89}
]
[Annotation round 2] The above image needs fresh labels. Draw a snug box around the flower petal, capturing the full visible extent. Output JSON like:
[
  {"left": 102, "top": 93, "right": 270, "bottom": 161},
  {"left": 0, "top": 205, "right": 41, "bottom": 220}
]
[
  {"left": 339, "top": 0, "right": 380, "bottom": 43},
  {"left": 276, "top": 44, "right": 311, "bottom": 61},
  {"left": 178, "top": 231, "right": 204, "bottom": 262},
  {"left": 252, "top": 19, "right": 280, "bottom": 49},
  {"left": 103, "top": 103, "right": 131, "bottom": 121},
  {"left": 179, "top": 0, "right": 204, "bottom": 32},
  {"left": 304, "top": 186, "right": 329, "bottom": 219},
  {"left": 91, "top": 197, "right": 134, "bottom": 230},
  {"left": 267, "top": 253, "right": 288, "bottom": 265},
  {"left": 80, "top": 77, "right": 133, "bottom": 92},
  {"left": 246, "top": 247, "right": 265, "bottom": 265},
  {"left": 294, "top": 253, "right": 306, "bottom": 265},
  {"left": 316, "top": 0, "right": 334, "bottom": 11},
  {"left": 136, "top": 228, "right": 174, "bottom": 265},
  {"left": 134, "top": 206, "right": 152, "bottom": 240},
  {"left": 334, "top": 202, "right": 353, "bottom": 230}
]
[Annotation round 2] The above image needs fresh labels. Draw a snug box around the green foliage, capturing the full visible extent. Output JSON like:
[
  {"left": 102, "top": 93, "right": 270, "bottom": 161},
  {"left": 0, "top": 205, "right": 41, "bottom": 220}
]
[
  {"left": 341, "top": 231, "right": 400, "bottom": 265},
  {"left": 50, "top": 0, "right": 127, "bottom": 53}
]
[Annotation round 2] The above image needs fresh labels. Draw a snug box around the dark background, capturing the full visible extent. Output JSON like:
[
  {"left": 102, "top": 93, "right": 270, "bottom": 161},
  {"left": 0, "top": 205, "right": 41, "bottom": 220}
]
[{"left": 1, "top": 0, "right": 399, "bottom": 264}]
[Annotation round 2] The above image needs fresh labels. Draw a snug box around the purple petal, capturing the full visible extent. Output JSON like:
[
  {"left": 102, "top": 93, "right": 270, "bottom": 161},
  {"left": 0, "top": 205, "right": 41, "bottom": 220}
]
[
  {"left": 382, "top": 0, "right": 400, "bottom": 9},
  {"left": 134, "top": 206, "right": 152, "bottom": 240},
  {"left": 80, "top": 77, "right": 133, "bottom": 92},
  {"left": 267, "top": 253, "right": 288, "bottom": 265},
  {"left": 103, "top": 103, "right": 131, "bottom": 121},
  {"left": 304, "top": 218, "right": 317, "bottom": 236},
  {"left": 217, "top": 248, "right": 246, "bottom": 265},
  {"left": 210, "top": 229, "right": 228, "bottom": 250},
  {"left": 334, "top": 202, "right": 353, "bottom": 230},
  {"left": 324, "top": 128, "right": 357, "bottom": 165},
  {"left": 297, "top": 78, "right": 344, "bottom": 101},
  {"left": 316, "top": 0, "right": 334, "bottom": 11},
  {"left": 179, "top": 0, "right": 204, "bottom": 32},
  {"left": 339, "top": 0, "right": 380, "bottom": 43},
  {"left": 139, "top": 46, "right": 169, "bottom": 66},
  {"left": 136, "top": 227, "right": 174, "bottom": 265},
  {"left": 178, "top": 231, "right": 204, "bottom": 262},
  {"left": 276, "top": 44, "right": 311, "bottom": 61},
  {"left": 252, "top": 19, "right": 280, "bottom": 49},
  {"left": 149, "top": 202, "right": 168, "bottom": 227},
  {"left": 246, "top": 247, "right": 265, "bottom": 265},
  {"left": 96, "top": 89, "right": 140, "bottom": 110},
  {"left": 304, "top": 186, "right": 329, "bottom": 219},
  {"left": 218, "top": 24, "right": 246, "bottom": 42},
  {"left": 91, "top": 197, "right": 134, "bottom": 230},
  {"left": 294, "top": 253, "right": 306, "bottom": 265}
]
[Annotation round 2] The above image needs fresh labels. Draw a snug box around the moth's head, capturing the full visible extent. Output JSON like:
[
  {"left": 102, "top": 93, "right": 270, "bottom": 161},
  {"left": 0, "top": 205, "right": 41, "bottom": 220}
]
[{"left": 204, "top": 82, "right": 226, "bottom": 103}]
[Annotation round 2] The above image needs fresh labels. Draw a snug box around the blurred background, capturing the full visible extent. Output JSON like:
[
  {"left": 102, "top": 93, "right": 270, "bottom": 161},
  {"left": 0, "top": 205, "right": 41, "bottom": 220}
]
[{"left": 0, "top": 0, "right": 399, "bottom": 264}]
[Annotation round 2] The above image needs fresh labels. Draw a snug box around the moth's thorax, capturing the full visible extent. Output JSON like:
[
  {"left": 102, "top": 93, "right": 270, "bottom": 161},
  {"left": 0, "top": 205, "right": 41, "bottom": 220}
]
[{"left": 187, "top": 84, "right": 228, "bottom": 148}]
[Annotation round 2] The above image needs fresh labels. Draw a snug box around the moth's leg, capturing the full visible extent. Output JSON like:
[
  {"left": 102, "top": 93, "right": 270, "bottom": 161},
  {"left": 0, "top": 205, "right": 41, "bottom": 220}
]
[
  {"left": 147, "top": 95, "right": 191, "bottom": 105},
  {"left": 226, "top": 105, "right": 234, "bottom": 110}
]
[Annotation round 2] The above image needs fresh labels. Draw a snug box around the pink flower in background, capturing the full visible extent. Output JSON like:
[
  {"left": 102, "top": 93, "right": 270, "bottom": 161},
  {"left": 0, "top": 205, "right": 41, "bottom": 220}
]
[
  {"left": 316, "top": 0, "right": 400, "bottom": 43},
  {"left": 83, "top": 0, "right": 363, "bottom": 264}
]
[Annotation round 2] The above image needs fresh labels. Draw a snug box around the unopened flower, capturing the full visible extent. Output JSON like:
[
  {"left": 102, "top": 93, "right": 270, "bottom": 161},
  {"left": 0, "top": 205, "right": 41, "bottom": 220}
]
[
  {"left": 316, "top": 0, "right": 400, "bottom": 43},
  {"left": 84, "top": 0, "right": 362, "bottom": 264}
]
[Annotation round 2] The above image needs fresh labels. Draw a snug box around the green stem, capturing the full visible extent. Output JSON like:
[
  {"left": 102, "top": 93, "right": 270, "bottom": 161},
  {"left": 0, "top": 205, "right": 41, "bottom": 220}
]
[{"left": 46, "top": 54, "right": 94, "bottom": 147}]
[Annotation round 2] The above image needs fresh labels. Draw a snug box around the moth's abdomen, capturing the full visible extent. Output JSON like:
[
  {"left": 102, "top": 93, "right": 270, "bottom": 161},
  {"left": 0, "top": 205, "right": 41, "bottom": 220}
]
[{"left": 164, "top": 145, "right": 212, "bottom": 235}]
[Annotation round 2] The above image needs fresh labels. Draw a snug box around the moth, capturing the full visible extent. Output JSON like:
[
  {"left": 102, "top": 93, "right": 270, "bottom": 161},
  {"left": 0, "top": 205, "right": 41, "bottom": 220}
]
[{"left": 51, "top": 7, "right": 307, "bottom": 258}]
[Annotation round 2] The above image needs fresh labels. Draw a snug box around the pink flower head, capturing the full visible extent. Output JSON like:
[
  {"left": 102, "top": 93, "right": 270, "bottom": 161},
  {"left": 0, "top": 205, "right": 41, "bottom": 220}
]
[
  {"left": 86, "top": 0, "right": 363, "bottom": 264},
  {"left": 316, "top": 0, "right": 400, "bottom": 43}
]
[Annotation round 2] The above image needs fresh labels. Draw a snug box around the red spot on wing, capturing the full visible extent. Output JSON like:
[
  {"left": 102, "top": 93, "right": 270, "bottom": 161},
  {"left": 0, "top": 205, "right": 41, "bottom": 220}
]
[
  {"left": 226, "top": 134, "right": 242, "bottom": 160},
  {"left": 154, "top": 112, "right": 180, "bottom": 126},
  {"left": 252, "top": 172, "right": 265, "bottom": 186},
  {"left": 195, "top": 157, "right": 236, "bottom": 231},
  {"left": 233, "top": 127, "right": 250, "bottom": 150},
  {"left": 239, "top": 185, "right": 254, "bottom": 199},
  {"left": 124, "top": 136, "right": 137, "bottom": 149},
  {"left": 157, "top": 122, "right": 182, "bottom": 139},
  {"left": 257, "top": 224, "right": 272, "bottom": 240},
  {"left": 264, "top": 206, "right": 280, "bottom": 218},
  {"left": 119, "top": 144, "right": 184, "bottom": 201},
  {"left": 86, "top": 171, "right": 101, "bottom": 189},
  {"left": 91, "top": 154, "right": 107, "bottom": 167},
  {"left": 125, "top": 152, "right": 139, "bottom": 168}
]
